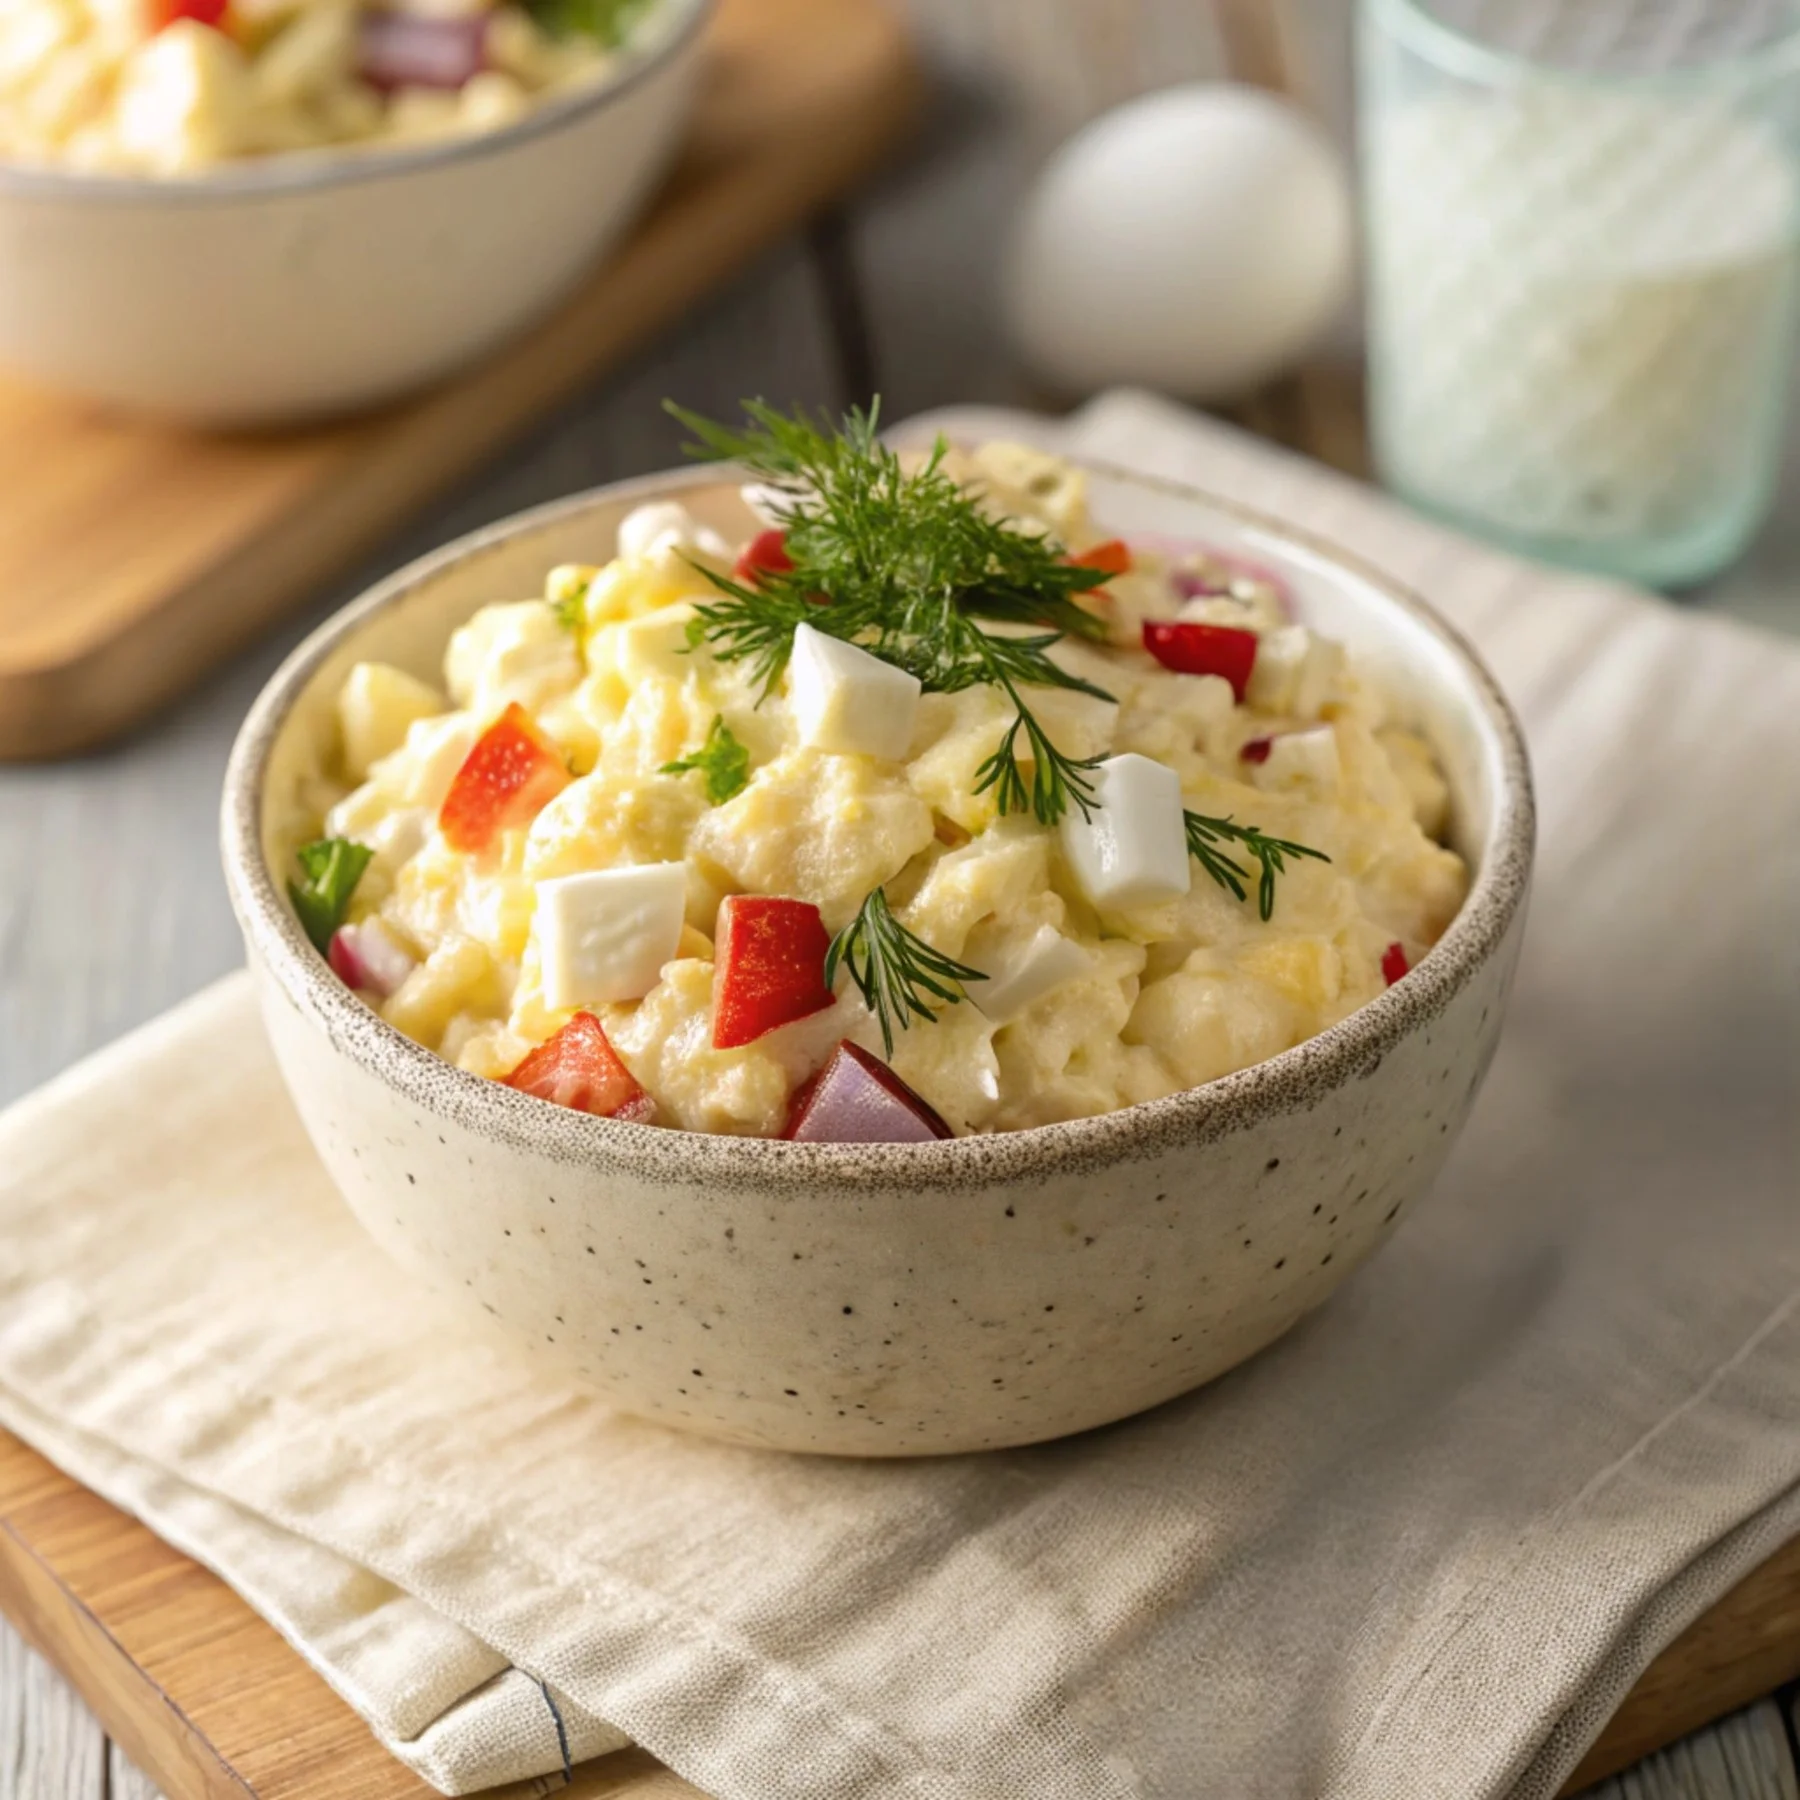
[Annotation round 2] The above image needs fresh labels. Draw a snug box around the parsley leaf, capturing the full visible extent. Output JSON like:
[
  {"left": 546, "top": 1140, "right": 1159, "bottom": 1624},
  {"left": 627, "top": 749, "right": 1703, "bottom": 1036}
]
[
  {"left": 522, "top": 0, "right": 652, "bottom": 45},
  {"left": 551, "top": 585, "right": 589, "bottom": 634},
  {"left": 289, "top": 838, "right": 374, "bottom": 953},
  {"left": 825, "top": 887, "right": 987, "bottom": 1059},
  {"left": 661, "top": 715, "right": 751, "bottom": 805}
]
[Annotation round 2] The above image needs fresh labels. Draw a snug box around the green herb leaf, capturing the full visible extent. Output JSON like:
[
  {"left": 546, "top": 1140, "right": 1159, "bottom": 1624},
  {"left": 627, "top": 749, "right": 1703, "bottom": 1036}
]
[
  {"left": 664, "top": 397, "right": 1115, "bottom": 825},
  {"left": 522, "top": 0, "right": 651, "bottom": 45},
  {"left": 661, "top": 715, "right": 751, "bottom": 805},
  {"left": 288, "top": 837, "right": 375, "bottom": 953},
  {"left": 825, "top": 888, "right": 987, "bottom": 1059},
  {"left": 551, "top": 587, "right": 589, "bottom": 634},
  {"left": 1184, "top": 812, "right": 1331, "bottom": 922}
]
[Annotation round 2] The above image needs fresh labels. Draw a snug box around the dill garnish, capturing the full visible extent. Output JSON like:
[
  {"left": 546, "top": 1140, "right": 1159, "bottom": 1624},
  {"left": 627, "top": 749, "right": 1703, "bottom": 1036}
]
[
  {"left": 1185, "top": 812, "right": 1331, "bottom": 921},
  {"left": 825, "top": 888, "right": 987, "bottom": 1058},
  {"left": 664, "top": 395, "right": 1330, "bottom": 978},
  {"left": 667, "top": 398, "right": 1113, "bottom": 825}
]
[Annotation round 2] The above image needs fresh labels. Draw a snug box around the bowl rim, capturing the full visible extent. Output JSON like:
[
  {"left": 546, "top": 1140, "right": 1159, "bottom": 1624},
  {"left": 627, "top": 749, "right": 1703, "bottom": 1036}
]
[
  {"left": 0, "top": 0, "right": 713, "bottom": 206},
  {"left": 222, "top": 454, "right": 1535, "bottom": 1191}
]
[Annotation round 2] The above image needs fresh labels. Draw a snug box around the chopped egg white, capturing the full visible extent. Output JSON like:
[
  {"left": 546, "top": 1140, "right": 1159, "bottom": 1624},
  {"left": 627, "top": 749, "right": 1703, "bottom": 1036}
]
[
  {"left": 1060, "top": 753, "right": 1192, "bottom": 911},
  {"left": 1254, "top": 724, "right": 1342, "bottom": 793},
  {"left": 974, "top": 925, "right": 1092, "bottom": 1024},
  {"left": 615, "top": 500, "right": 733, "bottom": 569},
  {"left": 535, "top": 863, "right": 687, "bottom": 1009},
  {"left": 1246, "top": 623, "right": 1344, "bottom": 718},
  {"left": 787, "top": 623, "right": 923, "bottom": 763}
]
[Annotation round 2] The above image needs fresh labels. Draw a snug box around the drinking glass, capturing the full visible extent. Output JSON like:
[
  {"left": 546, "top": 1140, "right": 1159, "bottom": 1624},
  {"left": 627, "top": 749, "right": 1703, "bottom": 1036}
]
[{"left": 1359, "top": 0, "right": 1800, "bottom": 587}]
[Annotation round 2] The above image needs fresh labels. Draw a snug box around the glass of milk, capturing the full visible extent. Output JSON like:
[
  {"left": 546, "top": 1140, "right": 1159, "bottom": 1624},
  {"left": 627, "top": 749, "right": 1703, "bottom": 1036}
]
[{"left": 1359, "top": 0, "right": 1800, "bottom": 586}]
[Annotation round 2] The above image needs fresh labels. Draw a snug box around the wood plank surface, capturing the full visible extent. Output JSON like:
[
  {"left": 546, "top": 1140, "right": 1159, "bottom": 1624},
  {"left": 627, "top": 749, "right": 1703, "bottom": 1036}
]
[
  {"left": 0, "top": 0, "right": 921, "bottom": 763},
  {"left": 1565, "top": 1536, "right": 1800, "bottom": 1790},
  {"left": 1583, "top": 1703, "right": 1799, "bottom": 1800}
]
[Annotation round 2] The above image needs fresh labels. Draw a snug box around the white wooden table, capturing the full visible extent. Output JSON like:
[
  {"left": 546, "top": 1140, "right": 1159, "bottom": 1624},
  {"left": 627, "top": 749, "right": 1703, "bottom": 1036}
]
[{"left": 1, "top": 2, "right": 1797, "bottom": 1794}]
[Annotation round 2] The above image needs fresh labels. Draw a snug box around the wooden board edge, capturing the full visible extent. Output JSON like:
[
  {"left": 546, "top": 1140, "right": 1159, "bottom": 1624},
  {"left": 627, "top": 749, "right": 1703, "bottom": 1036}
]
[
  {"left": 0, "top": 1, "right": 923, "bottom": 764},
  {"left": 1560, "top": 1530, "right": 1800, "bottom": 1792},
  {"left": 0, "top": 1478, "right": 255, "bottom": 1800},
  {"left": 0, "top": 1431, "right": 704, "bottom": 1800}
]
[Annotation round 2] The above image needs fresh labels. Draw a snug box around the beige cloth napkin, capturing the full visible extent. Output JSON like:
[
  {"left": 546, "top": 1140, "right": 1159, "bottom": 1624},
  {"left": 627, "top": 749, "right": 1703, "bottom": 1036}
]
[{"left": 1, "top": 392, "right": 1797, "bottom": 1800}]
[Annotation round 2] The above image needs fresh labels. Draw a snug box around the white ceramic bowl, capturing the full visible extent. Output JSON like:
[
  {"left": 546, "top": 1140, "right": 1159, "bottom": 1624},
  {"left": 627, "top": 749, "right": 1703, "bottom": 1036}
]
[
  {"left": 0, "top": 0, "right": 709, "bottom": 426},
  {"left": 223, "top": 460, "right": 1534, "bottom": 1457}
]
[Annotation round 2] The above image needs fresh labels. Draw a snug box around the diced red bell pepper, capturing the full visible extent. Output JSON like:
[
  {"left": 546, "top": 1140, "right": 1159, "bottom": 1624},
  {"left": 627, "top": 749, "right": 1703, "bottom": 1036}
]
[
  {"left": 1240, "top": 735, "right": 1274, "bottom": 765},
  {"left": 1068, "top": 538, "right": 1133, "bottom": 578},
  {"left": 734, "top": 528, "right": 795, "bottom": 586},
  {"left": 438, "top": 702, "right": 569, "bottom": 855},
  {"left": 151, "top": 0, "right": 229, "bottom": 28},
  {"left": 1142, "top": 620, "right": 1259, "bottom": 702},
  {"left": 712, "top": 895, "right": 835, "bottom": 1049},
  {"left": 1381, "top": 942, "right": 1410, "bottom": 986},
  {"left": 783, "top": 1042, "right": 954, "bottom": 1143},
  {"left": 504, "top": 1013, "right": 656, "bottom": 1123}
]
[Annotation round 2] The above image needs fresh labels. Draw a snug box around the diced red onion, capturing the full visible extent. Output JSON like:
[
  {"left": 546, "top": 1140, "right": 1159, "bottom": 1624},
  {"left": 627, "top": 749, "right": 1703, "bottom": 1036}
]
[
  {"left": 1240, "top": 736, "right": 1274, "bottom": 765},
  {"left": 328, "top": 921, "right": 416, "bottom": 999},
  {"left": 358, "top": 14, "right": 487, "bottom": 91},
  {"left": 783, "top": 1043, "right": 954, "bottom": 1144},
  {"left": 1381, "top": 941, "right": 1410, "bottom": 987},
  {"left": 327, "top": 927, "right": 369, "bottom": 991},
  {"left": 1170, "top": 549, "right": 1292, "bottom": 614}
]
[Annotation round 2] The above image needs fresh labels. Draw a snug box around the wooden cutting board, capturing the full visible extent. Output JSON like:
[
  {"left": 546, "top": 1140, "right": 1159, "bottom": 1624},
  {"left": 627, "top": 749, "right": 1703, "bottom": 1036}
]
[
  {"left": 0, "top": 0, "right": 921, "bottom": 763},
  {"left": 0, "top": 1428, "right": 1796, "bottom": 1800}
]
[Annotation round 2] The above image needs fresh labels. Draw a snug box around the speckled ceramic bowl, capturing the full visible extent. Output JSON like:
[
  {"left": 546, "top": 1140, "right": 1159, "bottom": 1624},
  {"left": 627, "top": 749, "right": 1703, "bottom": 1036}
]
[{"left": 222, "top": 460, "right": 1533, "bottom": 1457}]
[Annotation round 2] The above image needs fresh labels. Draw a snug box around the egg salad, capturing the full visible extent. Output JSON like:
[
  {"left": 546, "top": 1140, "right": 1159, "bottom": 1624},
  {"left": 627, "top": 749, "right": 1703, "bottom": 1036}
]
[
  {"left": 291, "top": 406, "right": 1468, "bottom": 1141},
  {"left": 0, "top": 0, "right": 645, "bottom": 176}
]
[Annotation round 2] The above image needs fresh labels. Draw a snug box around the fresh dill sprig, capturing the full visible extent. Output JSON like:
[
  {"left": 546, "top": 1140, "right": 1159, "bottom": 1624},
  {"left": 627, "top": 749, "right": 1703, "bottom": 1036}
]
[
  {"left": 1185, "top": 812, "right": 1331, "bottom": 922},
  {"left": 661, "top": 715, "right": 751, "bottom": 805},
  {"left": 666, "top": 398, "right": 1114, "bottom": 824},
  {"left": 825, "top": 888, "right": 987, "bottom": 1058},
  {"left": 665, "top": 398, "right": 1331, "bottom": 916}
]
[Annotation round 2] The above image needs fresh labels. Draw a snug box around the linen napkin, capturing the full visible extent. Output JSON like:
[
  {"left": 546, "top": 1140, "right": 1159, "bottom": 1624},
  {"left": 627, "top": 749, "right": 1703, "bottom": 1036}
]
[{"left": 1, "top": 391, "right": 1797, "bottom": 1800}]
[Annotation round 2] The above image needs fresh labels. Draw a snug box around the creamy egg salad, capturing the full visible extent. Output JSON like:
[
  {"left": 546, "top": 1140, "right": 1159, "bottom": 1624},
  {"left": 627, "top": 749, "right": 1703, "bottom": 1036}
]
[
  {"left": 0, "top": 0, "right": 646, "bottom": 175},
  {"left": 290, "top": 402, "right": 1468, "bottom": 1142}
]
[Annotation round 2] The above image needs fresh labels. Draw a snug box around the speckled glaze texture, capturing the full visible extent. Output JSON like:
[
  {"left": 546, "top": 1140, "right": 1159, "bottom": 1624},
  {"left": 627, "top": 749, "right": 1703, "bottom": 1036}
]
[
  {"left": 223, "top": 461, "right": 1534, "bottom": 1457},
  {"left": 0, "top": 0, "right": 708, "bottom": 424}
]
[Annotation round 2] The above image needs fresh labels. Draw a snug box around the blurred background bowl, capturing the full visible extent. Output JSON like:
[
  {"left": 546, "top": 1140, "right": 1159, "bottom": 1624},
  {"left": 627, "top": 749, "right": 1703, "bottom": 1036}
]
[{"left": 0, "top": 0, "right": 710, "bottom": 428}]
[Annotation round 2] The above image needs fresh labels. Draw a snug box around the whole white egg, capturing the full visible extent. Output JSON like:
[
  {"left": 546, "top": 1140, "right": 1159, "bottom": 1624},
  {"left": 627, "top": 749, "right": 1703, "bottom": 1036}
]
[{"left": 1002, "top": 85, "right": 1355, "bottom": 401}]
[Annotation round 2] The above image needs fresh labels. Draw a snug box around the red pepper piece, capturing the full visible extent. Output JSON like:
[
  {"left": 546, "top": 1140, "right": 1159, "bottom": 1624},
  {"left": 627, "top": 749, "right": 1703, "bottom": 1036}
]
[
  {"left": 1240, "top": 736, "right": 1274, "bottom": 765},
  {"left": 783, "top": 1042, "right": 954, "bottom": 1143},
  {"left": 734, "top": 528, "right": 795, "bottom": 586},
  {"left": 438, "top": 702, "right": 569, "bottom": 855},
  {"left": 1381, "top": 942, "right": 1410, "bottom": 986},
  {"left": 504, "top": 1013, "right": 655, "bottom": 1123},
  {"left": 152, "top": 0, "right": 229, "bottom": 27},
  {"left": 1142, "top": 620, "right": 1259, "bottom": 702},
  {"left": 712, "top": 895, "right": 835, "bottom": 1049},
  {"left": 1068, "top": 538, "right": 1133, "bottom": 578}
]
